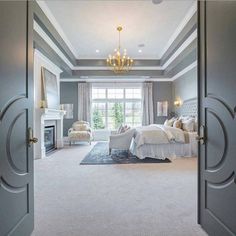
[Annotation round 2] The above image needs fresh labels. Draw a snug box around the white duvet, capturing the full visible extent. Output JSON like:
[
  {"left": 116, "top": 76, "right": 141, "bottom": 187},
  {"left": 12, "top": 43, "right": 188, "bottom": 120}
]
[{"left": 134, "top": 124, "right": 186, "bottom": 148}]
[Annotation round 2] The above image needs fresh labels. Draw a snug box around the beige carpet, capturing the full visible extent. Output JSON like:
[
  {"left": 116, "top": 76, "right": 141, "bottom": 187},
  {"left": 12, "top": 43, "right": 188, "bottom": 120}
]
[{"left": 32, "top": 143, "right": 207, "bottom": 236}]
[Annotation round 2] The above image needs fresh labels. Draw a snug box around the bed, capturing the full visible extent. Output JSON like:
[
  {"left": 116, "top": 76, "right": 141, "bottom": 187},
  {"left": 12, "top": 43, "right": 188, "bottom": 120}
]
[
  {"left": 130, "top": 125, "right": 197, "bottom": 160},
  {"left": 130, "top": 98, "right": 198, "bottom": 160}
]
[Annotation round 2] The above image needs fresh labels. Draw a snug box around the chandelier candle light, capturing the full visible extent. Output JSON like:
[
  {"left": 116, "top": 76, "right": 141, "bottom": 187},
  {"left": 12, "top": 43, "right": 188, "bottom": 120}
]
[{"left": 107, "top": 26, "right": 134, "bottom": 73}]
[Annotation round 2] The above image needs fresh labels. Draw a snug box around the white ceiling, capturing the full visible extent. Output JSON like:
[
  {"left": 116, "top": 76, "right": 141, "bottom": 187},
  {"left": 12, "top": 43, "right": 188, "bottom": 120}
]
[{"left": 44, "top": 0, "right": 195, "bottom": 59}]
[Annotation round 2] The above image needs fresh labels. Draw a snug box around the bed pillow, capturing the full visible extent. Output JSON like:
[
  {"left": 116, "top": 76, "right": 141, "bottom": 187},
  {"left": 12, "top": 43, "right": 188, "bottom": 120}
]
[
  {"left": 181, "top": 118, "right": 195, "bottom": 132},
  {"left": 164, "top": 118, "right": 175, "bottom": 127},
  {"left": 173, "top": 119, "right": 182, "bottom": 129}
]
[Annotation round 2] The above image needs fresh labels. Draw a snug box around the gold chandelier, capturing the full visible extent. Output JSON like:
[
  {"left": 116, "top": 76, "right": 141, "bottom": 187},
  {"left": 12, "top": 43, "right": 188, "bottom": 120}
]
[{"left": 106, "top": 26, "right": 133, "bottom": 73}]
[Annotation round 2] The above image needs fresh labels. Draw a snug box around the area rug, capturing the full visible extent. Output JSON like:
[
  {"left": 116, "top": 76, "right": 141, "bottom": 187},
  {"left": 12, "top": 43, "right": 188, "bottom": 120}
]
[{"left": 80, "top": 142, "right": 171, "bottom": 165}]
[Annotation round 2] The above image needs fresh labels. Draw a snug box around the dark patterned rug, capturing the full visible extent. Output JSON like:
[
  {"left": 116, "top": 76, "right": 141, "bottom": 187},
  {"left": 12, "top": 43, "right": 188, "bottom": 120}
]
[{"left": 80, "top": 142, "right": 171, "bottom": 165}]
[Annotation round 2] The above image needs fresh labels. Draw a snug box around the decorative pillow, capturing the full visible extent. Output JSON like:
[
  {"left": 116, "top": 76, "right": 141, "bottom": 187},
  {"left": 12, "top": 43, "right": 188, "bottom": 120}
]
[
  {"left": 119, "top": 125, "right": 130, "bottom": 133},
  {"left": 164, "top": 118, "right": 175, "bottom": 127},
  {"left": 73, "top": 123, "right": 89, "bottom": 131},
  {"left": 124, "top": 125, "right": 130, "bottom": 132},
  {"left": 173, "top": 119, "right": 182, "bottom": 129},
  {"left": 181, "top": 119, "right": 195, "bottom": 132},
  {"left": 117, "top": 124, "right": 124, "bottom": 134}
]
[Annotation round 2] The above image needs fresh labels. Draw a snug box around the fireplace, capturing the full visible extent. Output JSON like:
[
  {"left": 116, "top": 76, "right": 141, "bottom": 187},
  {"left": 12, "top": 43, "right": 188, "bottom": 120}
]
[{"left": 44, "top": 125, "right": 56, "bottom": 153}]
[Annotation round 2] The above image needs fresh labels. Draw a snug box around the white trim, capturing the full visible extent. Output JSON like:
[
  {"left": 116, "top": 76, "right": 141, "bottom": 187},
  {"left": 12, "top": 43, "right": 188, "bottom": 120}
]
[
  {"left": 73, "top": 66, "right": 163, "bottom": 71},
  {"left": 34, "top": 21, "right": 74, "bottom": 69},
  {"left": 160, "top": 0, "right": 197, "bottom": 58},
  {"left": 34, "top": 49, "right": 63, "bottom": 74},
  {"left": 60, "top": 61, "right": 197, "bottom": 83},
  {"left": 36, "top": 0, "right": 78, "bottom": 58},
  {"left": 162, "top": 29, "right": 197, "bottom": 69},
  {"left": 60, "top": 78, "right": 173, "bottom": 83},
  {"left": 171, "top": 60, "right": 197, "bottom": 81},
  {"left": 92, "top": 82, "right": 143, "bottom": 88}
]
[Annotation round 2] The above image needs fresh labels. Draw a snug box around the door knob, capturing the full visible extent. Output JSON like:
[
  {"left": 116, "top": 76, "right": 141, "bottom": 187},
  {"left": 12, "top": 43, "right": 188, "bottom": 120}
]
[
  {"left": 29, "top": 137, "right": 38, "bottom": 144},
  {"left": 28, "top": 128, "right": 38, "bottom": 146},
  {"left": 196, "top": 125, "right": 205, "bottom": 145},
  {"left": 196, "top": 135, "right": 204, "bottom": 141}
]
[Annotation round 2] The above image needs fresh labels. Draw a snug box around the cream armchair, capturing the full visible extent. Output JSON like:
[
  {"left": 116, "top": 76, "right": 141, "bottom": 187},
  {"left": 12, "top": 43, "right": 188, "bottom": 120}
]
[
  {"left": 109, "top": 128, "right": 136, "bottom": 155},
  {"left": 68, "top": 121, "right": 93, "bottom": 145}
]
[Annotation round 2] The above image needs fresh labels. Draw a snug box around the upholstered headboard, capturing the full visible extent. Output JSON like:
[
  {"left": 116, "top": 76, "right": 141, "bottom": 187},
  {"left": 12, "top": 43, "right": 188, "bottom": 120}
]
[{"left": 176, "top": 97, "right": 198, "bottom": 117}]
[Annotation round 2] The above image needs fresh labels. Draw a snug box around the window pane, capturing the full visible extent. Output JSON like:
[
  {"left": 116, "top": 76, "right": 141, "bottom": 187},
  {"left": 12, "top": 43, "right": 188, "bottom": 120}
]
[
  {"left": 107, "top": 88, "right": 124, "bottom": 99},
  {"left": 125, "top": 88, "right": 142, "bottom": 99},
  {"left": 125, "top": 117, "right": 133, "bottom": 123},
  {"left": 92, "top": 102, "right": 106, "bottom": 129},
  {"left": 125, "top": 101, "right": 142, "bottom": 127},
  {"left": 107, "top": 102, "right": 124, "bottom": 129},
  {"left": 92, "top": 88, "right": 106, "bottom": 99}
]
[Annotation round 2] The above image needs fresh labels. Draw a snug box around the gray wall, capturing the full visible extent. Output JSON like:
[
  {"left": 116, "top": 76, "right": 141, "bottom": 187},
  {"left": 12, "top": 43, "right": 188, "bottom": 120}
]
[
  {"left": 153, "top": 82, "right": 173, "bottom": 124},
  {"left": 60, "top": 82, "right": 78, "bottom": 136},
  {"left": 172, "top": 67, "right": 197, "bottom": 113}
]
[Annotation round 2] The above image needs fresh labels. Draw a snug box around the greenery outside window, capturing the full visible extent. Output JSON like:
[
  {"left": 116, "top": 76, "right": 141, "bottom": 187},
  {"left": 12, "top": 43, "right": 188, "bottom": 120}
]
[{"left": 91, "top": 84, "right": 142, "bottom": 130}]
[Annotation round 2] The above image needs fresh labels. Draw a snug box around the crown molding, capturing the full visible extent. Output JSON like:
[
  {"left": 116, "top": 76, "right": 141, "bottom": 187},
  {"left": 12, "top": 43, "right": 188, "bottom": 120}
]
[
  {"left": 34, "top": 21, "right": 74, "bottom": 69},
  {"left": 60, "top": 60, "right": 197, "bottom": 83},
  {"left": 162, "top": 29, "right": 197, "bottom": 69},
  {"left": 171, "top": 60, "right": 197, "bottom": 81},
  {"left": 159, "top": 0, "right": 197, "bottom": 59},
  {"left": 60, "top": 77, "right": 172, "bottom": 82},
  {"left": 36, "top": 0, "right": 196, "bottom": 62},
  {"left": 34, "top": 49, "right": 63, "bottom": 74},
  {"left": 36, "top": 0, "right": 78, "bottom": 58},
  {"left": 72, "top": 66, "right": 163, "bottom": 71}
]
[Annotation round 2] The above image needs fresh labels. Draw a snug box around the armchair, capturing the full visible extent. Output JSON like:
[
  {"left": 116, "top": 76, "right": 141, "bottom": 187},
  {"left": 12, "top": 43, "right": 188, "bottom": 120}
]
[
  {"left": 109, "top": 128, "right": 136, "bottom": 155},
  {"left": 68, "top": 121, "right": 93, "bottom": 145}
]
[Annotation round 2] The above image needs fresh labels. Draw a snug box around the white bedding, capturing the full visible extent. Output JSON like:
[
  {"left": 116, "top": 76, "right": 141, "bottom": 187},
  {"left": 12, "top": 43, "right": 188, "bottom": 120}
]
[
  {"left": 134, "top": 124, "right": 187, "bottom": 147},
  {"left": 131, "top": 125, "right": 197, "bottom": 160}
]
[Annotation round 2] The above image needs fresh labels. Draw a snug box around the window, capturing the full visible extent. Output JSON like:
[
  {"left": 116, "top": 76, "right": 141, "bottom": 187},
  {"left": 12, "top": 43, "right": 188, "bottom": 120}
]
[{"left": 91, "top": 85, "right": 142, "bottom": 130}]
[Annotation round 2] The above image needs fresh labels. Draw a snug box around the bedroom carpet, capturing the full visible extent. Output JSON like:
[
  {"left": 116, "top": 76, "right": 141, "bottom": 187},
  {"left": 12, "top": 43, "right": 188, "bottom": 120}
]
[
  {"left": 80, "top": 142, "right": 171, "bottom": 165},
  {"left": 33, "top": 142, "right": 207, "bottom": 236}
]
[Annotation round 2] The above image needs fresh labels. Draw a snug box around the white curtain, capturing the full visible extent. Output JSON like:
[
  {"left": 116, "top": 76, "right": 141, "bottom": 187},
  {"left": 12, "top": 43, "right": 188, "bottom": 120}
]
[
  {"left": 142, "top": 82, "right": 154, "bottom": 125},
  {"left": 78, "top": 82, "right": 91, "bottom": 122}
]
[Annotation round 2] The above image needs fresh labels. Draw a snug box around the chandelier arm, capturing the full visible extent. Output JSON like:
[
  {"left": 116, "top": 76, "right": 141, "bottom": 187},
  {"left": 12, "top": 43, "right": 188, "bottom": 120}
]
[{"left": 119, "top": 30, "right": 121, "bottom": 51}]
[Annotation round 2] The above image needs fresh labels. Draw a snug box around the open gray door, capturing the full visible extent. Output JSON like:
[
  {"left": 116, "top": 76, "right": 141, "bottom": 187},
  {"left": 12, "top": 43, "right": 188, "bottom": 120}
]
[
  {"left": 198, "top": 1, "right": 236, "bottom": 235},
  {"left": 0, "top": 1, "right": 35, "bottom": 235}
]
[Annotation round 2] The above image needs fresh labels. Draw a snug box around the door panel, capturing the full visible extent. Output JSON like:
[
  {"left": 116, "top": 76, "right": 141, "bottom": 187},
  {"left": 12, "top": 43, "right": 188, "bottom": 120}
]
[
  {"left": 198, "top": 1, "right": 236, "bottom": 235},
  {"left": 0, "top": 1, "right": 34, "bottom": 236}
]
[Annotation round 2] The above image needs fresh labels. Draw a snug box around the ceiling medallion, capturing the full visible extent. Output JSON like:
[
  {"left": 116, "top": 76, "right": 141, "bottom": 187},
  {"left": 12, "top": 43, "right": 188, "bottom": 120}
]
[{"left": 106, "top": 26, "right": 133, "bottom": 73}]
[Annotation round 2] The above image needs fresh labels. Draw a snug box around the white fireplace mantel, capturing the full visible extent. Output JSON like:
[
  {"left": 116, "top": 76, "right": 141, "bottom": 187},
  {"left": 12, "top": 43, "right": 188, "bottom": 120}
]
[
  {"left": 37, "top": 108, "right": 66, "bottom": 159},
  {"left": 33, "top": 49, "right": 65, "bottom": 159},
  {"left": 40, "top": 108, "right": 66, "bottom": 120}
]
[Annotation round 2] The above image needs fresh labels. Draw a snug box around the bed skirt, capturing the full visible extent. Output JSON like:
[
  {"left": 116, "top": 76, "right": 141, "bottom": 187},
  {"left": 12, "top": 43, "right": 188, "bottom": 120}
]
[{"left": 130, "top": 133, "right": 197, "bottom": 160}]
